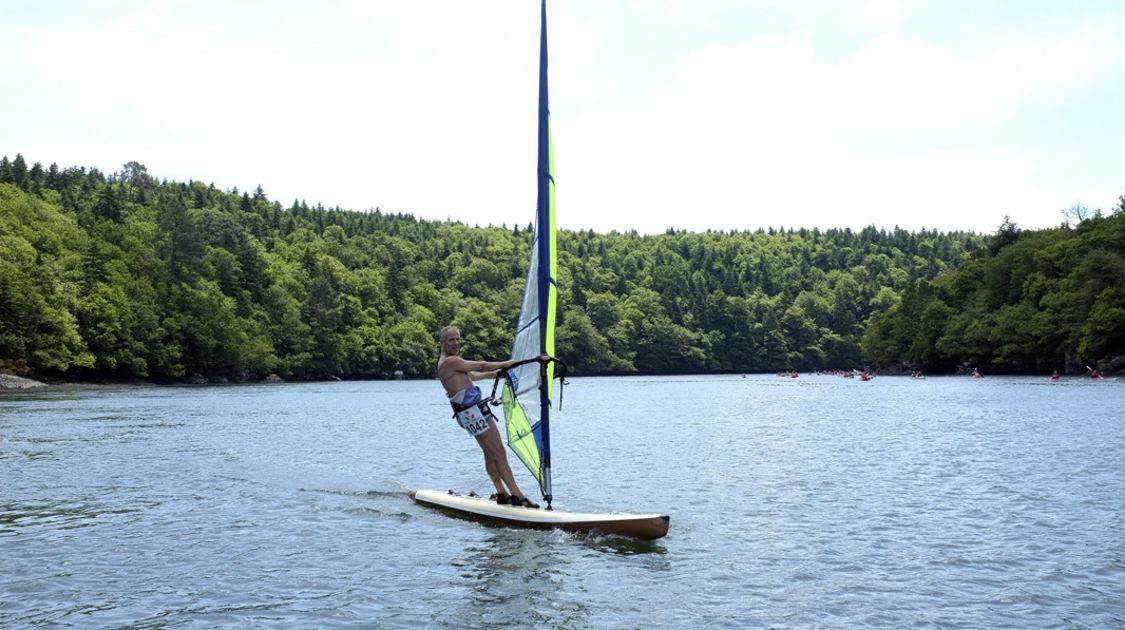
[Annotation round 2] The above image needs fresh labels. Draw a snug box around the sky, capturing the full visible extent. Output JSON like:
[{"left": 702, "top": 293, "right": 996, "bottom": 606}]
[{"left": 4, "top": 0, "right": 1124, "bottom": 235}]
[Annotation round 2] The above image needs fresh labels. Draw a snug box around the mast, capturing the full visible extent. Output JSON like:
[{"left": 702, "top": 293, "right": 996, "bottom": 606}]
[{"left": 536, "top": 0, "right": 556, "bottom": 507}]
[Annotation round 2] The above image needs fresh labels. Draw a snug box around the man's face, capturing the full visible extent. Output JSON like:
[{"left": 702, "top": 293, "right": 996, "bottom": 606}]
[{"left": 442, "top": 328, "right": 462, "bottom": 355}]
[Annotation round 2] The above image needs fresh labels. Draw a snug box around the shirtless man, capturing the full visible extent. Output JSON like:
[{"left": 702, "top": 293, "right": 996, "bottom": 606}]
[{"left": 437, "top": 325, "right": 539, "bottom": 508}]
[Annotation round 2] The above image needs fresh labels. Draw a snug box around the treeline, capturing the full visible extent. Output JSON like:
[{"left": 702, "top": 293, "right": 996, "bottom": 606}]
[
  {"left": 864, "top": 205, "right": 1125, "bottom": 374},
  {"left": 0, "top": 154, "right": 1010, "bottom": 380}
]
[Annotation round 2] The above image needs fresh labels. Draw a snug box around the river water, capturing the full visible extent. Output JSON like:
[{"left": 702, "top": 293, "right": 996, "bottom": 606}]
[{"left": 2, "top": 374, "right": 1123, "bottom": 628}]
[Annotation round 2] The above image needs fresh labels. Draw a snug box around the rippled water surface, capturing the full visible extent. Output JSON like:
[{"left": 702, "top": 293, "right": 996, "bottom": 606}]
[{"left": 2, "top": 375, "right": 1123, "bottom": 628}]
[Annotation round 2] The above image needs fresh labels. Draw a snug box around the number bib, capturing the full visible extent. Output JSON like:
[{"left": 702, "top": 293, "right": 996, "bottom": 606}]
[{"left": 454, "top": 403, "right": 493, "bottom": 437}]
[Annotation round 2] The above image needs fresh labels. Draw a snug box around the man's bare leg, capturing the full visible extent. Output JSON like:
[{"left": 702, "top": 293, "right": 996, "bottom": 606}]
[{"left": 475, "top": 421, "right": 524, "bottom": 499}]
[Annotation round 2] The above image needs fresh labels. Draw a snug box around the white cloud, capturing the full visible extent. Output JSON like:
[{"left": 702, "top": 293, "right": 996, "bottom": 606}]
[
  {"left": 860, "top": 1, "right": 902, "bottom": 28},
  {"left": 17, "top": 1, "right": 545, "bottom": 221},
  {"left": 5, "top": 1, "right": 1122, "bottom": 235},
  {"left": 557, "top": 25, "right": 1109, "bottom": 234}
]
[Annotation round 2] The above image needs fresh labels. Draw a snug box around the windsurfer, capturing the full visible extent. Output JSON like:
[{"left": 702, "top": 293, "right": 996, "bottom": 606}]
[{"left": 437, "top": 325, "right": 540, "bottom": 508}]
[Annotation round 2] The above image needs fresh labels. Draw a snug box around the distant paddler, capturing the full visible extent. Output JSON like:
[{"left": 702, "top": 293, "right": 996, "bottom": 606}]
[{"left": 437, "top": 325, "right": 539, "bottom": 508}]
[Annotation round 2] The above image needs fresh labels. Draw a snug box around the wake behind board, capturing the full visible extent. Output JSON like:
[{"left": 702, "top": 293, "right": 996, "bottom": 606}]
[{"left": 410, "top": 490, "right": 670, "bottom": 541}]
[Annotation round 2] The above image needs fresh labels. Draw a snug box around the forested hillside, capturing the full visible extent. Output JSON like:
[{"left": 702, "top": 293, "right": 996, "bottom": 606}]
[
  {"left": 0, "top": 154, "right": 1025, "bottom": 381},
  {"left": 864, "top": 204, "right": 1125, "bottom": 375}
]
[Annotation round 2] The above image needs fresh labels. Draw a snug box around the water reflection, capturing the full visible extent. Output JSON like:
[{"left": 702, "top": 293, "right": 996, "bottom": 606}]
[
  {"left": 0, "top": 500, "right": 139, "bottom": 534},
  {"left": 583, "top": 533, "right": 669, "bottom": 558},
  {"left": 437, "top": 522, "right": 671, "bottom": 628},
  {"left": 448, "top": 531, "right": 575, "bottom": 628}
]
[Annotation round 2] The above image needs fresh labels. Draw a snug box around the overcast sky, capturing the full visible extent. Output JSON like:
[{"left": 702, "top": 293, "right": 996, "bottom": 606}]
[{"left": 4, "top": 1, "right": 1124, "bottom": 235}]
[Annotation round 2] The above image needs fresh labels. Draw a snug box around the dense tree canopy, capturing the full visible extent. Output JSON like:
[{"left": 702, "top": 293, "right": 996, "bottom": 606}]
[
  {"left": 4, "top": 154, "right": 1118, "bottom": 380},
  {"left": 863, "top": 203, "right": 1125, "bottom": 375}
]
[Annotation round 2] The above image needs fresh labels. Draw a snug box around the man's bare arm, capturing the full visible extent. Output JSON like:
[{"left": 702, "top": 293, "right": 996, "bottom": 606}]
[
  {"left": 469, "top": 369, "right": 501, "bottom": 381},
  {"left": 443, "top": 356, "right": 512, "bottom": 375}
]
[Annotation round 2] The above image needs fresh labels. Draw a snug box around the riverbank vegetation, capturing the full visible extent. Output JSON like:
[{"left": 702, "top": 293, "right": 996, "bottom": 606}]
[
  {"left": 863, "top": 207, "right": 1125, "bottom": 374},
  {"left": 2, "top": 155, "right": 1121, "bottom": 380}
]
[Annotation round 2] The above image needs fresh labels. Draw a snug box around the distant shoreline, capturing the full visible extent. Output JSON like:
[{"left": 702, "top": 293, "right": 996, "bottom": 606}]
[
  {"left": 0, "top": 373, "right": 49, "bottom": 389},
  {"left": 0, "top": 372, "right": 420, "bottom": 391},
  {"left": 4, "top": 369, "right": 1118, "bottom": 392},
  {"left": 0, "top": 373, "right": 280, "bottom": 390}
]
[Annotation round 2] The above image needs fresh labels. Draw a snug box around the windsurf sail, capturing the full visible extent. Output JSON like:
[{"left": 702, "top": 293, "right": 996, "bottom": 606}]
[{"left": 501, "top": 0, "right": 558, "bottom": 508}]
